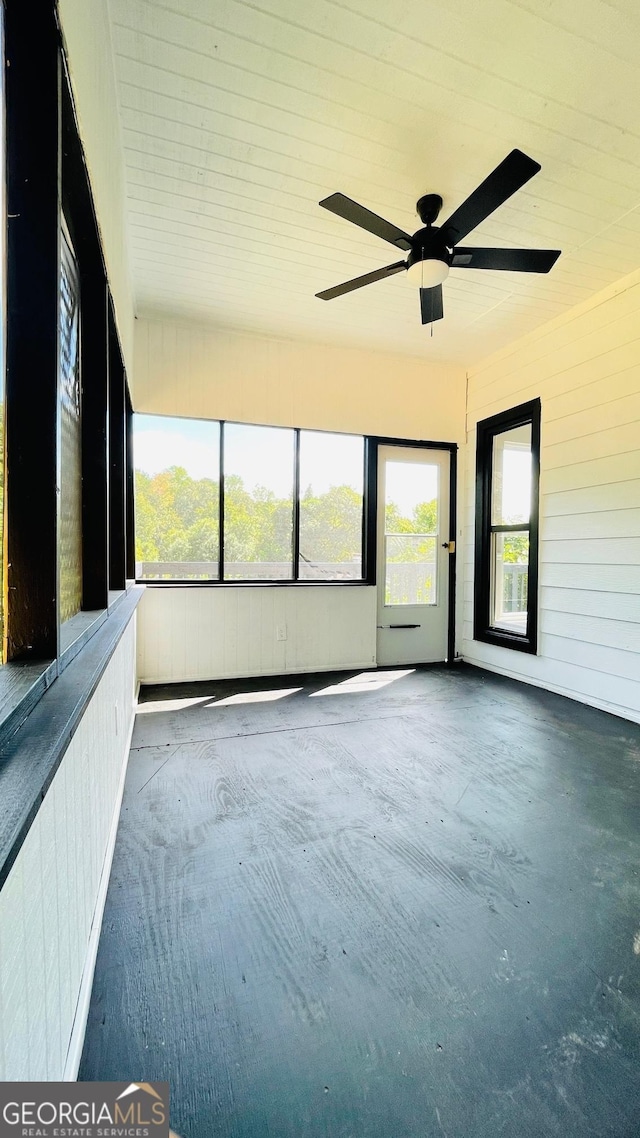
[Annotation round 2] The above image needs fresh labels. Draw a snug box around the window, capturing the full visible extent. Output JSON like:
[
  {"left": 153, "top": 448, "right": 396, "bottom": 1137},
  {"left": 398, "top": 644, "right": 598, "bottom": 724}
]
[
  {"left": 474, "top": 399, "right": 540, "bottom": 653},
  {"left": 58, "top": 220, "right": 83, "bottom": 625},
  {"left": 298, "top": 431, "right": 364, "bottom": 580},
  {"left": 224, "top": 423, "right": 294, "bottom": 580},
  {"left": 134, "top": 414, "right": 220, "bottom": 580},
  {"left": 133, "top": 416, "right": 367, "bottom": 584},
  {"left": 383, "top": 457, "right": 439, "bottom": 606}
]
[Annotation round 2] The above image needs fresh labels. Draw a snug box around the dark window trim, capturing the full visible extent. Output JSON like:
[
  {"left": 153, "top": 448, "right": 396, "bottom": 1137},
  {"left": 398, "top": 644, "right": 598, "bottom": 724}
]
[
  {"left": 0, "top": 4, "right": 135, "bottom": 761},
  {"left": 5, "top": 0, "right": 60, "bottom": 662},
  {"left": 143, "top": 579, "right": 372, "bottom": 589},
  {"left": 292, "top": 428, "right": 301, "bottom": 581},
  {"left": 473, "top": 398, "right": 541, "bottom": 654},
  {"left": 366, "top": 436, "right": 458, "bottom": 666}
]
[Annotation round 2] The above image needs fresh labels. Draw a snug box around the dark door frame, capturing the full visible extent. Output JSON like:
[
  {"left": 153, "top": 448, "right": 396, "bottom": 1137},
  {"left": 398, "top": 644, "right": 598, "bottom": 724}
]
[{"left": 365, "top": 437, "right": 458, "bottom": 665}]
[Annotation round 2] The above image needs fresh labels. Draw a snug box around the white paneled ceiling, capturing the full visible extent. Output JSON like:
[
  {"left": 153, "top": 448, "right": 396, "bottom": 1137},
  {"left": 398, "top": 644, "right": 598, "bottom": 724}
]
[{"left": 108, "top": 0, "right": 640, "bottom": 364}]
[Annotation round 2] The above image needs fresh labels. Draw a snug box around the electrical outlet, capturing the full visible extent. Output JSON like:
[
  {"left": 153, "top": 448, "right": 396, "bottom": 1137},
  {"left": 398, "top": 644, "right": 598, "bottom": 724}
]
[{"left": 276, "top": 624, "right": 287, "bottom": 642}]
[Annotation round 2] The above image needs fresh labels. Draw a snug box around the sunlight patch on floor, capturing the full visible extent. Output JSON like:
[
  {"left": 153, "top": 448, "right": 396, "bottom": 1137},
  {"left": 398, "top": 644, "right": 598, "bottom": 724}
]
[
  {"left": 136, "top": 696, "right": 211, "bottom": 715},
  {"left": 207, "top": 687, "right": 303, "bottom": 706},
  {"left": 309, "top": 670, "right": 415, "bottom": 697}
]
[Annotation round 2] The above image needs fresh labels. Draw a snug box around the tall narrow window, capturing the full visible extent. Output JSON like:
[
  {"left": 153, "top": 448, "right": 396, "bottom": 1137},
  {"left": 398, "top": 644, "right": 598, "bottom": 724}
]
[
  {"left": 58, "top": 221, "right": 83, "bottom": 624},
  {"left": 474, "top": 399, "right": 540, "bottom": 653},
  {"left": 298, "top": 431, "right": 364, "bottom": 580},
  {"left": 134, "top": 414, "right": 220, "bottom": 580},
  {"left": 223, "top": 423, "right": 294, "bottom": 580}
]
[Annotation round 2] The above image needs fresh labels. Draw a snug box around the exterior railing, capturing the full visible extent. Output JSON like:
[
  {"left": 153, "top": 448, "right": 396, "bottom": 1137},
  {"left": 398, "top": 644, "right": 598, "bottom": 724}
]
[
  {"left": 501, "top": 562, "right": 528, "bottom": 613},
  {"left": 137, "top": 561, "right": 362, "bottom": 580},
  {"left": 137, "top": 559, "right": 529, "bottom": 612}
]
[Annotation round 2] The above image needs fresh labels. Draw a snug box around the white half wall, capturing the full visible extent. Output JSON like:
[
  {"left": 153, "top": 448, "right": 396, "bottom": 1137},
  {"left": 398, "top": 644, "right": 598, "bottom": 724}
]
[
  {"left": 132, "top": 316, "right": 466, "bottom": 443},
  {"left": 0, "top": 616, "right": 137, "bottom": 1080},
  {"left": 137, "top": 586, "right": 377, "bottom": 684},
  {"left": 461, "top": 270, "right": 640, "bottom": 724}
]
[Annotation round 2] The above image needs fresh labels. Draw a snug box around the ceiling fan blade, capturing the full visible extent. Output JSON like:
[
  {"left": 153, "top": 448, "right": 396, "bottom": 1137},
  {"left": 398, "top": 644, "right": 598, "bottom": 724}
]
[
  {"left": 319, "top": 193, "right": 413, "bottom": 251},
  {"left": 420, "top": 285, "right": 444, "bottom": 324},
  {"left": 451, "top": 247, "right": 561, "bottom": 272},
  {"left": 441, "top": 149, "right": 541, "bottom": 244},
  {"left": 316, "top": 260, "right": 407, "bottom": 301}
]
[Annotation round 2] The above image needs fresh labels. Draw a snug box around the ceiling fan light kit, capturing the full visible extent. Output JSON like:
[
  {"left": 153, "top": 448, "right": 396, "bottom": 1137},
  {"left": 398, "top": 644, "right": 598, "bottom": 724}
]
[
  {"left": 316, "top": 149, "right": 561, "bottom": 326},
  {"left": 406, "top": 258, "right": 449, "bottom": 288}
]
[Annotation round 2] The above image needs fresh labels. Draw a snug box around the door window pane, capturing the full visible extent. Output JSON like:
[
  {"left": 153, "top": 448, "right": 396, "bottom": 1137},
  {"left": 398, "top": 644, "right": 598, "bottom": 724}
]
[
  {"left": 223, "top": 424, "right": 294, "bottom": 580},
  {"left": 384, "top": 460, "right": 439, "bottom": 605},
  {"left": 491, "top": 423, "right": 532, "bottom": 525},
  {"left": 298, "top": 431, "right": 364, "bottom": 580},
  {"left": 59, "top": 223, "right": 83, "bottom": 623},
  {"left": 134, "top": 414, "right": 220, "bottom": 579},
  {"left": 492, "top": 531, "right": 529, "bottom": 633}
]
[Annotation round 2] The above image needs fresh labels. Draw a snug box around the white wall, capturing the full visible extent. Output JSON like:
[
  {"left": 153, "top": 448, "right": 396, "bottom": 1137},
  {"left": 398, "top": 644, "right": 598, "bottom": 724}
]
[
  {"left": 133, "top": 316, "right": 465, "bottom": 441},
  {"left": 0, "top": 617, "right": 137, "bottom": 1080},
  {"left": 461, "top": 270, "right": 640, "bottom": 724},
  {"left": 58, "top": 0, "right": 134, "bottom": 373},
  {"left": 134, "top": 315, "right": 465, "bottom": 683},
  {"left": 137, "top": 585, "right": 376, "bottom": 684}
]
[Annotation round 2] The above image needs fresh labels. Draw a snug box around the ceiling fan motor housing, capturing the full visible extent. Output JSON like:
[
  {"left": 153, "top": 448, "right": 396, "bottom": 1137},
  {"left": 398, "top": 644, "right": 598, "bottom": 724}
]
[{"left": 407, "top": 226, "right": 452, "bottom": 271}]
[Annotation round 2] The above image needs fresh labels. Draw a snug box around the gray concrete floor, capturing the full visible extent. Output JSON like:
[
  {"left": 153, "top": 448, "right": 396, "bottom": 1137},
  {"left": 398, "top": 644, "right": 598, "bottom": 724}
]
[{"left": 80, "top": 664, "right": 640, "bottom": 1137}]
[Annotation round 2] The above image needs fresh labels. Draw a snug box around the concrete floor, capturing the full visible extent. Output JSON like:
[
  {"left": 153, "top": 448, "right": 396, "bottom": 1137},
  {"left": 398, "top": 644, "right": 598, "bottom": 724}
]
[{"left": 80, "top": 664, "right": 640, "bottom": 1137}]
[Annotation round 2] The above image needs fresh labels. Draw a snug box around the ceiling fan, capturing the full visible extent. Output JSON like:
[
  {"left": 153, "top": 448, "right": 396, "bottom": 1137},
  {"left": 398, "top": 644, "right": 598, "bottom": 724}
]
[{"left": 315, "top": 149, "right": 561, "bottom": 324}]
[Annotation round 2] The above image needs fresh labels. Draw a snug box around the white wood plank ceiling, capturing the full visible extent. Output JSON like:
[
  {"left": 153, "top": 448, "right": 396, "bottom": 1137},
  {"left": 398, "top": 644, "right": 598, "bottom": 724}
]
[{"left": 108, "top": 0, "right": 640, "bottom": 364}]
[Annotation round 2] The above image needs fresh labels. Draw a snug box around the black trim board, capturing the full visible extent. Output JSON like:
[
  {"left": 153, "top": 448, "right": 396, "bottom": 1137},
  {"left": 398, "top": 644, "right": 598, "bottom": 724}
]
[
  {"left": 473, "top": 398, "right": 540, "bottom": 654},
  {"left": 5, "top": 0, "right": 60, "bottom": 660},
  {"left": 368, "top": 436, "right": 458, "bottom": 666},
  {"left": 0, "top": 586, "right": 143, "bottom": 891}
]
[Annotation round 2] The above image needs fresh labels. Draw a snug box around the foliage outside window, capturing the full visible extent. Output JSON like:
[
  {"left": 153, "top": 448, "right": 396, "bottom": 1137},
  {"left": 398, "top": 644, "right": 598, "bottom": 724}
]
[
  {"left": 133, "top": 416, "right": 366, "bottom": 583},
  {"left": 58, "top": 221, "right": 83, "bottom": 623},
  {"left": 474, "top": 399, "right": 540, "bottom": 653},
  {"left": 298, "top": 431, "right": 364, "bottom": 579},
  {"left": 383, "top": 459, "right": 439, "bottom": 606}
]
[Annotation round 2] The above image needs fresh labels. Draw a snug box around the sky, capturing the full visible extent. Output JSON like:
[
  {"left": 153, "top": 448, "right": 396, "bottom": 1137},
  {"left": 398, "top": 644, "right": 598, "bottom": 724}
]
[
  {"left": 133, "top": 414, "right": 364, "bottom": 499},
  {"left": 385, "top": 460, "right": 438, "bottom": 517},
  {"left": 133, "top": 415, "right": 531, "bottom": 519},
  {"left": 498, "top": 446, "right": 532, "bottom": 522}
]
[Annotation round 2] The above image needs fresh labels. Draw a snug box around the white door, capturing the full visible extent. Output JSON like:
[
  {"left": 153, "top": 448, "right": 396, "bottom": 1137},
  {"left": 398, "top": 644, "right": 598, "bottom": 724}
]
[{"left": 376, "top": 445, "right": 451, "bottom": 665}]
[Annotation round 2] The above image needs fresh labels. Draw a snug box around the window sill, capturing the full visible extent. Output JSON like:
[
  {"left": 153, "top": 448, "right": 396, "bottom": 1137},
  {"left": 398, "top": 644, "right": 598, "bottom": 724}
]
[
  {"left": 138, "top": 578, "right": 373, "bottom": 588},
  {"left": 0, "top": 586, "right": 143, "bottom": 892},
  {"left": 0, "top": 658, "right": 58, "bottom": 752},
  {"left": 474, "top": 627, "right": 537, "bottom": 655},
  {"left": 60, "top": 608, "right": 108, "bottom": 666}
]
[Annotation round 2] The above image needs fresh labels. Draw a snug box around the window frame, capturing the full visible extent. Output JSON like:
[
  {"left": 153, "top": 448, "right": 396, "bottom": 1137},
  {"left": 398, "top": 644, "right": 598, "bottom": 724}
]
[
  {"left": 473, "top": 398, "right": 541, "bottom": 654},
  {"left": 0, "top": 2, "right": 136, "bottom": 739},
  {"left": 133, "top": 416, "right": 371, "bottom": 586}
]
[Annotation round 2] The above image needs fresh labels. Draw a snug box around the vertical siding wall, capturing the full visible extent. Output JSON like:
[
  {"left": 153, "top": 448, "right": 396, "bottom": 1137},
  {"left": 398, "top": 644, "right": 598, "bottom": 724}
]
[
  {"left": 134, "top": 317, "right": 465, "bottom": 683},
  {"left": 461, "top": 271, "right": 640, "bottom": 724},
  {"left": 0, "top": 617, "right": 137, "bottom": 1080},
  {"left": 137, "top": 584, "right": 377, "bottom": 684}
]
